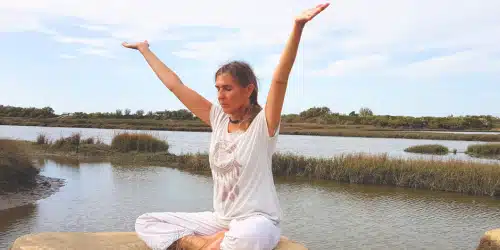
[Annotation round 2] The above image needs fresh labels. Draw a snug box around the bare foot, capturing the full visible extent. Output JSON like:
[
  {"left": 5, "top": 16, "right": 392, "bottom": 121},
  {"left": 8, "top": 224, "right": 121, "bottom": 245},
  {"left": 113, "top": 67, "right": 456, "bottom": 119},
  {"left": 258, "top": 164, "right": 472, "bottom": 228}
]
[
  {"left": 200, "top": 230, "right": 227, "bottom": 250},
  {"left": 176, "top": 235, "right": 207, "bottom": 249}
]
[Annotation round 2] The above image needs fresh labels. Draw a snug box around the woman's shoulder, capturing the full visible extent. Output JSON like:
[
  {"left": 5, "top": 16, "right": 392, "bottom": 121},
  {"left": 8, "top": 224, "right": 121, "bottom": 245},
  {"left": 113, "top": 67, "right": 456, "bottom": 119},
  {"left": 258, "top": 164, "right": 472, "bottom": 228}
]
[
  {"left": 210, "top": 104, "right": 227, "bottom": 129},
  {"left": 249, "top": 106, "right": 280, "bottom": 139}
]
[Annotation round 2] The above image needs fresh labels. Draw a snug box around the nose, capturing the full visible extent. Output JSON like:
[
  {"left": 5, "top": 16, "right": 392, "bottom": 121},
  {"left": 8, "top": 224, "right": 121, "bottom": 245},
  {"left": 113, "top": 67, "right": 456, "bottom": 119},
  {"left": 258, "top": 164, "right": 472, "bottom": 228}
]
[{"left": 217, "top": 91, "right": 225, "bottom": 101}]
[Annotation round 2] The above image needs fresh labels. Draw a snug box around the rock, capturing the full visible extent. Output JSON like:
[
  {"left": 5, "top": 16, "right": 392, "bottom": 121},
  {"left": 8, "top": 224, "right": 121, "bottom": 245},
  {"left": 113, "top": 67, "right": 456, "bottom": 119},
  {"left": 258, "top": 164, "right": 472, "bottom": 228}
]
[
  {"left": 10, "top": 232, "right": 308, "bottom": 250},
  {"left": 477, "top": 229, "right": 500, "bottom": 250}
]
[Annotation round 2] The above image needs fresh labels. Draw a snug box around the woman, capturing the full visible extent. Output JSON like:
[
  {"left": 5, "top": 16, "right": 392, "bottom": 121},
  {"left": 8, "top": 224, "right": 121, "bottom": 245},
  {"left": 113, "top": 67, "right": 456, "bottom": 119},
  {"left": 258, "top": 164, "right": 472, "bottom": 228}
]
[{"left": 122, "top": 3, "right": 329, "bottom": 250}]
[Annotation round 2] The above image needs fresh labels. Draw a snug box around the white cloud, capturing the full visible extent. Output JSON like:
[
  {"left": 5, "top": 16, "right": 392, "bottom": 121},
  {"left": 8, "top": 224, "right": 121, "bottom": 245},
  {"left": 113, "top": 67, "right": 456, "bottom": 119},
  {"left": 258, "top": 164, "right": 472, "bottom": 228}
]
[
  {"left": 312, "top": 55, "right": 388, "bottom": 77},
  {"left": 77, "top": 47, "right": 114, "bottom": 58},
  {"left": 0, "top": 0, "right": 499, "bottom": 79},
  {"left": 53, "top": 34, "right": 110, "bottom": 47},
  {"left": 59, "top": 54, "right": 76, "bottom": 59},
  {"left": 0, "top": 11, "right": 43, "bottom": 33},
  {"left": 393, "top": 50, "right": 500, "bottom": 78},
  {"left": 78, "top": 24, "right": 108, "bottom": 32}
]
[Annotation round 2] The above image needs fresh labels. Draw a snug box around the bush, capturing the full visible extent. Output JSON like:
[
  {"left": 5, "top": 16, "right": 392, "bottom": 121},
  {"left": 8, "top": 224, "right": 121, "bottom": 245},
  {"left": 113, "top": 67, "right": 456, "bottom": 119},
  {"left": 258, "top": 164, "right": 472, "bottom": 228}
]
[
  {"left": 404, "top": 144, "right": 449, "bottom": 155},
  {"left": 52, "top": 132, "right": 82, "bottom": 151},
  {"left": 36, "top": 133, "right": 49, "bottom": 145},
  {"left": 111, "top": 132, "right": 169, "bottom": 153}
]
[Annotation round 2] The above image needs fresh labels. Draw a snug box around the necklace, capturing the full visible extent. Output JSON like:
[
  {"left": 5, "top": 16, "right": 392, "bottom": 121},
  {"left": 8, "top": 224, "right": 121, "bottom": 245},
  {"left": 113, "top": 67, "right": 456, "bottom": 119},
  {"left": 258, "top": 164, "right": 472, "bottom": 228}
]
[
  {"left": 229, "top": 105, "right": 252, "bottom": 125},
  {"left": 229, "top": 117, "right": 241, "bottom": 124}
]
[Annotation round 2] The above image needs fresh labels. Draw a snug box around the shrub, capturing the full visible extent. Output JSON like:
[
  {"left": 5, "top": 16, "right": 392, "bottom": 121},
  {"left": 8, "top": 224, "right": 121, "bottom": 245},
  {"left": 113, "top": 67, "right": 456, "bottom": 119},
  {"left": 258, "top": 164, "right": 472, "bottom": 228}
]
[{"left": 36, "top": 133, "right": 49, "bottom": 145}]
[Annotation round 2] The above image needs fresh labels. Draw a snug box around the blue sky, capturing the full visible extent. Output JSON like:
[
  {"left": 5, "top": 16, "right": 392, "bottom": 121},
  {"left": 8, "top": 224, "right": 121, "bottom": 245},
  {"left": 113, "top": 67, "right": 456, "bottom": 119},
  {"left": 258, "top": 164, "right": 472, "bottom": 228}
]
[{"left": 1, "top": 0, "right": 499, "bottom": 117}]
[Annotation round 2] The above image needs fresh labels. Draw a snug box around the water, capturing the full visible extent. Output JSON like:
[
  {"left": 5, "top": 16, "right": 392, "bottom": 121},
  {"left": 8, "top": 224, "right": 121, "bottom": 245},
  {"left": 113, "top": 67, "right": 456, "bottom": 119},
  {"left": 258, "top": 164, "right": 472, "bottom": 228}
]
[
  {"left": 1, "top": 159, "right": 499, "bottom": 250},
  {"left": 1, "top": 125, "right": 499, "bottom": 163}
]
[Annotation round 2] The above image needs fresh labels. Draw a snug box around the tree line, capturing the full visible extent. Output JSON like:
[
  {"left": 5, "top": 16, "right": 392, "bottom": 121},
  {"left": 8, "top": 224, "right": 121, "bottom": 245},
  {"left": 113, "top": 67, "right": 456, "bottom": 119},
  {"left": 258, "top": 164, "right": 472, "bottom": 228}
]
[
  {"left": 1, "top": 105, "right": 497, "bottom": 130},
  {"left": 283, "top": 106, "right": 497, "bottom": 130},
  {"left": 0, "top": 105, "right": 196, "bottom": 120}
]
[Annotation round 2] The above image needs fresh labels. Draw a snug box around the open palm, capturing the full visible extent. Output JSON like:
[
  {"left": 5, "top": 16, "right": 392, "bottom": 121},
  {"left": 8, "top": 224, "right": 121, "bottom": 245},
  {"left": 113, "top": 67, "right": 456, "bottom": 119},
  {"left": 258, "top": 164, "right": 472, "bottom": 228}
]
[
  {"left": 122, "top": 40, "right": 149, "bottom": 51},
  {"left": 295, "top": 3, "right": 330, "bottom": 25}
]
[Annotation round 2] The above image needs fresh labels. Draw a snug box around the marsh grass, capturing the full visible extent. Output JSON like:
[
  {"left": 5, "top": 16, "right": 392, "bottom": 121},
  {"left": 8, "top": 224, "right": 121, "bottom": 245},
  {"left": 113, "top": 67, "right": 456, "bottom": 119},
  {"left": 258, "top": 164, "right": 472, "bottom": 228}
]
[
  {"left": 111, "top": 131, "right": 169, "bottom": 153},
  {"left": 167, "top": 152, "right": 500, "bottom": 197},
  {"left": 466, "top": 143, "right": 500, "bottom": 159},
  {"left": 271, "top": 152, "right": 500, "bottom": 196},
  {"left": 24, "top": 133, "right": 500, "bottom": 197},
  {"left": 404, "top": 144, "right": 450, "bottom": 155}
]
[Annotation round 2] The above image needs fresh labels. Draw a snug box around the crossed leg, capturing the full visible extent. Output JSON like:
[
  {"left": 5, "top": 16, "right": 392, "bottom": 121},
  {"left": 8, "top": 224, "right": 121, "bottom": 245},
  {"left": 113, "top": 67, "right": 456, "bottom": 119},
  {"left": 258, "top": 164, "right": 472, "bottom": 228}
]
[
  {"left": 135, "top": 211, "right": 280, "bottom": 250},
  {"left": 220, "top": 215, "right": 281, "bottom": 250},
  {"left": 135, "top": 211, "right": 227, "bottom": 250}
]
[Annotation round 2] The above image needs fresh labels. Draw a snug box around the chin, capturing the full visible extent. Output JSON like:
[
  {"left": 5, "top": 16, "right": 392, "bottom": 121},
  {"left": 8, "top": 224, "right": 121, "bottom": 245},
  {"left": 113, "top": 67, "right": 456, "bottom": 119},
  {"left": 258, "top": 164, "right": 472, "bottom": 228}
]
[{"left": 220, "top": 105, "right": 232, "bottom": 113}]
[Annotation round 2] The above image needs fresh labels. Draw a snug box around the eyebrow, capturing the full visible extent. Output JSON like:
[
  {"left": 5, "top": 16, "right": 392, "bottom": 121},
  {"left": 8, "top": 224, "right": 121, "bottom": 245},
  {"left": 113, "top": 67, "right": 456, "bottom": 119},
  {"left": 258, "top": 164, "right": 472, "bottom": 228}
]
[{"left": 215, "top": 84, "right": 232, "bottom": 88}]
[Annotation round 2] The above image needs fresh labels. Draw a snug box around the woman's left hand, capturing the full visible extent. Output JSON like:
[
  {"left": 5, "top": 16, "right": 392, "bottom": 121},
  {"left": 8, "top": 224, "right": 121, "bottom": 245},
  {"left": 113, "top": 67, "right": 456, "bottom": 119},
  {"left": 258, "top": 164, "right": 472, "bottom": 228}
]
[{"left": 295, "top": 3, "right": 330, "bottom": 26}]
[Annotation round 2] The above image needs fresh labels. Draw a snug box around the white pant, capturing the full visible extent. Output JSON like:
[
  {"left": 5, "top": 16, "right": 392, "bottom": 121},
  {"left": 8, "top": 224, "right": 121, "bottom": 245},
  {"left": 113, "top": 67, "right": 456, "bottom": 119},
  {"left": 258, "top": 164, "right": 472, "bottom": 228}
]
[{"left": 135, "top": 211, "right": 281, "bottom": 250}]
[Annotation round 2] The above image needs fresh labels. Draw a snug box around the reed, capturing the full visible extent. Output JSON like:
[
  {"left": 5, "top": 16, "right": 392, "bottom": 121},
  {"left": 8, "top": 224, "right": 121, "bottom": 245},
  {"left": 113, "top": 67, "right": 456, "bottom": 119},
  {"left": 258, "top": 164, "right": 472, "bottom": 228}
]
[
  {"left": 172, "top": 152, "right": 500, "bottom": 197},
  {"left": 110, "top": 132, "right": 169, "bottom": 153},
  {"left": 404, "top": 144, "right": 449, "bottom": 155},
  {"left": 466, "top": 143, "right": 500, "bottom": 159},
  {"left": 21, "top": 132, "right": 500, "bottom": 197}
]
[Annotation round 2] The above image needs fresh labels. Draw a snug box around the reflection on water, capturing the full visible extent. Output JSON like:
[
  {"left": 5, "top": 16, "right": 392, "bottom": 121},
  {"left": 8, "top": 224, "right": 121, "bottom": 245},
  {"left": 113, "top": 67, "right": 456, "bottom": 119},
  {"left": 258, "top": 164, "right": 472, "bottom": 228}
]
[
  {"left": 1, "top": 160, "right": 499, "bottom": 250},
  {"left": 0, "top": 204, "right": 38, "bottom": 242}
]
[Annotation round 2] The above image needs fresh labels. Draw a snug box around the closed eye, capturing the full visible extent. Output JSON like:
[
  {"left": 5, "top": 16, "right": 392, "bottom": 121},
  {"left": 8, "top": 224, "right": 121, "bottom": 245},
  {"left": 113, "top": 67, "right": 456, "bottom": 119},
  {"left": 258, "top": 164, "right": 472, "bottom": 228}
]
[{"left": 216, "top": 86, "right": 232, "bottom": 91}]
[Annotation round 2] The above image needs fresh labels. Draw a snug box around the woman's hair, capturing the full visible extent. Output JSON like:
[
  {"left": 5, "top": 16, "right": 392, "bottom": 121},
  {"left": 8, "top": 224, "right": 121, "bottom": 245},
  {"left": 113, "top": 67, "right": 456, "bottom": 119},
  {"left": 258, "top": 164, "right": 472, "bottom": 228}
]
[{"left": 215, "top": 60, "right": 262, "bottom": 119}]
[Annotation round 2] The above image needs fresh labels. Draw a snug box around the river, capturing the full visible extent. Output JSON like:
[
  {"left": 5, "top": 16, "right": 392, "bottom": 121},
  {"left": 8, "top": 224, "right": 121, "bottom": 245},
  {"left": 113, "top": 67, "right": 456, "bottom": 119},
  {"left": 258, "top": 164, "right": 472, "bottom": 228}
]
[
  {"left": 1, "top": 159, "right": 499, "bottom": 250},
  {"left": 1, "top": 125, "right": 500, "bottom": 249}
]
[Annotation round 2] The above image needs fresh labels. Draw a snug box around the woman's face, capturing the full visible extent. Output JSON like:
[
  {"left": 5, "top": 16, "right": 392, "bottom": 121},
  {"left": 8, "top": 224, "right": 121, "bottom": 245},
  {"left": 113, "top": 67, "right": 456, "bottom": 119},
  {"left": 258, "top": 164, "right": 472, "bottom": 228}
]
[{"left": 215, "top": 73, "right": 254, "bottom": 114}]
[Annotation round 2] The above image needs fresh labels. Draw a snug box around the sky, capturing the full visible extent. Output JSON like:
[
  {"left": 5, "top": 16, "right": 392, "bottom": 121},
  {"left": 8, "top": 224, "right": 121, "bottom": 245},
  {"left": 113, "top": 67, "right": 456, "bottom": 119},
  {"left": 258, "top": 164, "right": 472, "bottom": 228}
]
[{"left": 1, "top": 0, "right": 499, "bottom": 117}]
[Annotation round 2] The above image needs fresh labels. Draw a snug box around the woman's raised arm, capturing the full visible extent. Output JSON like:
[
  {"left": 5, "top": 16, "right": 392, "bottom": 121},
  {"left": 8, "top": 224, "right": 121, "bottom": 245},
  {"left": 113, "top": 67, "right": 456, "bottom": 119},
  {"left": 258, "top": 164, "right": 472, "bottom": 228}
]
[
  {"left": 122, "top": 41, "right": 212, "bottom": 126},
  {"left": 265, "top": 3, "right": 330, "bottom": 136}
]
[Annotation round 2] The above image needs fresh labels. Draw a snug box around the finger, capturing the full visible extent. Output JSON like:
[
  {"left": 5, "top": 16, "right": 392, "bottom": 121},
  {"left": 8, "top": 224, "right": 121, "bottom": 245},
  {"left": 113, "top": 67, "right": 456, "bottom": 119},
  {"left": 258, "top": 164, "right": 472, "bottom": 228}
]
[
  {"left": 316, "top": 3, "right": 329, "bottom": 12},
  {"left": 313, "top": 5, "right": 328, "bottom": 16}
]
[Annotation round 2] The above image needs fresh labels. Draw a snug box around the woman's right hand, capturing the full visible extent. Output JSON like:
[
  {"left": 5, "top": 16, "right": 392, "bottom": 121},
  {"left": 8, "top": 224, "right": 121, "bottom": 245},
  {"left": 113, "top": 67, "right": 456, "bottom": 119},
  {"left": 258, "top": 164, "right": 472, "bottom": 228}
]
[{"left": 122, "top": 40, "right": 150, "bottom": 52}]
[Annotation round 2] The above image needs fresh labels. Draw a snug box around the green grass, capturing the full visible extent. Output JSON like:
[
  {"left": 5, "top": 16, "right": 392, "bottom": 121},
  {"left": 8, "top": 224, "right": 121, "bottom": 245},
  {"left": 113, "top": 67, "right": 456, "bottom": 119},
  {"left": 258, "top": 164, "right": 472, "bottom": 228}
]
[
  {"left": 0, "top": 139, "right": 40, "bottom": 192},
  {"left": 404, "top": 144, "right": 450, "bottom": 155},
  {"left": 466, "top": 143, "right": 500, "bottom": 159}
]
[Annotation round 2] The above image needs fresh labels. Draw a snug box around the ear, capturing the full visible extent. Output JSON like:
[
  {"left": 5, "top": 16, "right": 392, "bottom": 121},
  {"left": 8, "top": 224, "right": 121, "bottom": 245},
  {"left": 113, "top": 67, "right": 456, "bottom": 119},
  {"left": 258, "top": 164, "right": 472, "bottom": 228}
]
[{"left": 245, "top": 84, "right": 255, "bottom": 97}]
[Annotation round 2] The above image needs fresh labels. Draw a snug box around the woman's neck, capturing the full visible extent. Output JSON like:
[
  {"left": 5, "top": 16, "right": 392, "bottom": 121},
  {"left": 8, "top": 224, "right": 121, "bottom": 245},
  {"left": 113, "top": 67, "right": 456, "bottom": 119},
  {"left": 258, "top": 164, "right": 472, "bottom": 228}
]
[{"left": 229, "top": 103, "right": 252, "bottom": 123}]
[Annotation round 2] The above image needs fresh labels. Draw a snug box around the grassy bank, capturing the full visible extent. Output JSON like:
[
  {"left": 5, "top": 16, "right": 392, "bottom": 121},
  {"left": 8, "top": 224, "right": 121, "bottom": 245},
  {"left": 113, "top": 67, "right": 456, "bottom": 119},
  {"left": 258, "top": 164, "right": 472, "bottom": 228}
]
[
  {"left": 3, "top": 116, "right": 500, "bottom": 142},
  {"left": 466, "top": 143, "right": 500, "bottom": 160},
  {"left": 24, "top": 132, "right": 500, "bottom": 197},
  {"left": 404, "top": 144, "right": 450, "bottom": 155},
  {"left": 0, "top": 140, "right": 40, "bottom": 193}
]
